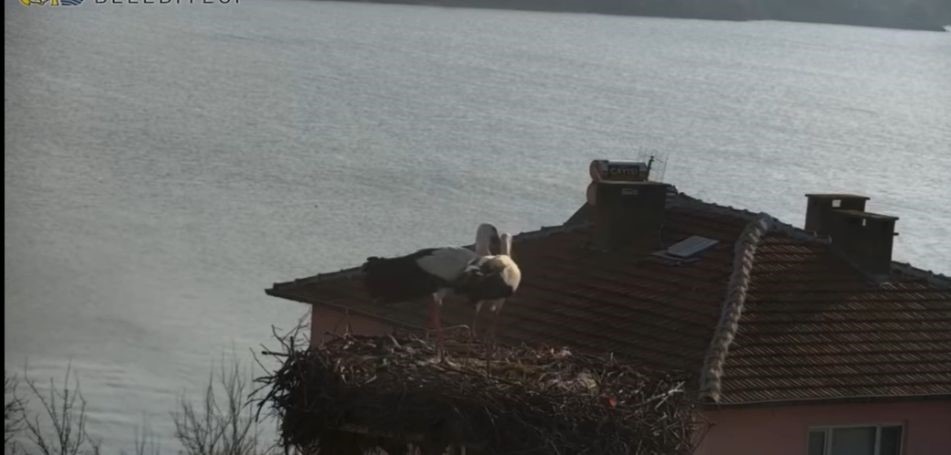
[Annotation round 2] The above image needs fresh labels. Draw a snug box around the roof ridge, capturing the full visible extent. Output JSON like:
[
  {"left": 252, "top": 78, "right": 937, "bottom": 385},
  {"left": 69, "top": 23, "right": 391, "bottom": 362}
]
[
  {"left": 511, "top": 222, "right": 591, "bottom": 241},
  {"left": 890, "top": 262, "right": 951, "bottom": 289},
  {"left": 672, "top": 193, "right": 826, "bottom": 244},
  {"left": 672, "top": 194, "right": 951, "bottom": 284},
  {"left": 668, "top": 193, "right": 761, "bottom": 221},
  {"left": 698, "top": 213, "right": 776, "bottom": 403}
]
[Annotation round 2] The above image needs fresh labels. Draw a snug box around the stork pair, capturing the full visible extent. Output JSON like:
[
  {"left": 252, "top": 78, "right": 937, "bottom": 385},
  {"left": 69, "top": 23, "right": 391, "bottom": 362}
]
[{"left": 362, "top": 224, "right": 522, "bottom": 351}]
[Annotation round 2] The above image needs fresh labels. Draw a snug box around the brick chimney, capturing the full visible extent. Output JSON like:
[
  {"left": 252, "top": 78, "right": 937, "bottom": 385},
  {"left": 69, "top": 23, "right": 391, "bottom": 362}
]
[
  {"left": 828, "top": 210, "right": 899, "bottom": 276},
  {"left": 804, "top": 193, "right": 869, "bottom": 236},
  {"left": 586, "top": 160, "right": 668, "bottom": 253}
]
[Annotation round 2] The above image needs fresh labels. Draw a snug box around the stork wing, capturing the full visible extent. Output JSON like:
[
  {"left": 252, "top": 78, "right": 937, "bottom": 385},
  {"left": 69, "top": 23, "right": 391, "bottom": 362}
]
[{"left": 415, "top": 247, "right": 478, "bottom": 283}]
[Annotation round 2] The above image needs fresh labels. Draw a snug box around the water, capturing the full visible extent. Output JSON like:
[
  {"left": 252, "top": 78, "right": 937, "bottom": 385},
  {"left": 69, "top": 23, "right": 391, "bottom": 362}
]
[{"left": 5, "top": 1, "right": 951, "bottom": 451}]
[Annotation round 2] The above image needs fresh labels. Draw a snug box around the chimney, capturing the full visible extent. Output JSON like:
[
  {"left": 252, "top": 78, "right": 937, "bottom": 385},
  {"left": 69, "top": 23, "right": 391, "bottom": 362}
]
[
  {"left": 828, "top": 210, "right": 899, "bottom": 276},
  {"left": 804, "top": 193, "right": 870, "bottom": 236},
  {"left": 587, "top": 160, "right": 668, "bottom": 253}
]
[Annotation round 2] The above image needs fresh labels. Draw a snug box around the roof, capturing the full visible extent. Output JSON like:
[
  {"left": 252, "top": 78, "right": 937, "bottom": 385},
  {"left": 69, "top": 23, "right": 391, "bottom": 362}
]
[{"left": 266, "top": 190, "right": 951, "bottom": 407}]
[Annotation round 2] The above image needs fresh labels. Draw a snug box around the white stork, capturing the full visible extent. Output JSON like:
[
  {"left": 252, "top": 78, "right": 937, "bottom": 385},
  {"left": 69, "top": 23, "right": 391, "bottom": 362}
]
[
  {"left": 461, "top": 232, "right": 522, "bottom": 341},
  {"left": 361, "top": 224, "right": 501, "bottom": 347}
]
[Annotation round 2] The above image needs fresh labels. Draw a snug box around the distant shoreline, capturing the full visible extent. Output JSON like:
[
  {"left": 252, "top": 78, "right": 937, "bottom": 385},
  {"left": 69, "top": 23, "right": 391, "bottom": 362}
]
[{"left": 321, "top": 0, "right": 950, "bottom": 32}]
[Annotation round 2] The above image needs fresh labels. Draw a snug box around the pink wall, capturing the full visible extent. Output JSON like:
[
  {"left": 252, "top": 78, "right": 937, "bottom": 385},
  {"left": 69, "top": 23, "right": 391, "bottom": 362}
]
[
  {"left": 696, "top": 400, "right": 951, "bottom": 455},
  {"left": 309, "top": 304, "right": 394, "bottom": 347},
  {"left": 309, "top": 306, "right": 951, "bottom": 455}
]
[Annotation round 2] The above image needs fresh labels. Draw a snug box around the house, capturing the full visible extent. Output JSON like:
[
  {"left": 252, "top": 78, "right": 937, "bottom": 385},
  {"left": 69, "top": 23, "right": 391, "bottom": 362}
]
[{"left": 266, "top": 162, "right": 951, "bottom": 455}]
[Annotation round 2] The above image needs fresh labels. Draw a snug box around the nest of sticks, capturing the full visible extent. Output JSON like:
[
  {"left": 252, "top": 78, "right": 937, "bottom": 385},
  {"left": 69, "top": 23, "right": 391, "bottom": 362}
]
[{"left": 258, "top": 331, "right": 697, "bottom": 455}]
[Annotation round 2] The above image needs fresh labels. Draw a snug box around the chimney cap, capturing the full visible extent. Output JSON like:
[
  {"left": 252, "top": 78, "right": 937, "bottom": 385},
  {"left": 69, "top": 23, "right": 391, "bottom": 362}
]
[
  {"left": 805, "top": 193, "right": 870, "bottom": 200},
  {"left": 833, "top": 209, "right": 899, "bottom": 222},
  {"left": 596, "top": 180, "right": 669, "bottom": 187}
]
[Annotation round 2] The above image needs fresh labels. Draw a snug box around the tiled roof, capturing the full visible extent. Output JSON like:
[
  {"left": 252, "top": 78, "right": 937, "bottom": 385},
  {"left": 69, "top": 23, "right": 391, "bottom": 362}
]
[
  {"left": 718, "top": 231, "right": 951, "bottom": 404},
  {"left": 266, "top": 191, "right": 951, "bottom": 406}
]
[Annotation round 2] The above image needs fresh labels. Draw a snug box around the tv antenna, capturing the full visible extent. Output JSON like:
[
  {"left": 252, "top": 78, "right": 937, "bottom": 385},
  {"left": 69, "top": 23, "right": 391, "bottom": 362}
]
[{"left": 637, "top": 149, "right": 671, "bottom": 183}]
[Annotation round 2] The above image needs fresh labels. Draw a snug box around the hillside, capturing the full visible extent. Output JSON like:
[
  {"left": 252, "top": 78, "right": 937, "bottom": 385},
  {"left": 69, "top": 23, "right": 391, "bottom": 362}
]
[{"left": 355, "top": 0, "right": 951, "bottom": 31}]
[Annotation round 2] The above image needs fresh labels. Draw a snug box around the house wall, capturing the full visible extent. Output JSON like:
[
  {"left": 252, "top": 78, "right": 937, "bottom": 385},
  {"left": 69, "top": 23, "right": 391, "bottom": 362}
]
[{"left": 695, "top": 400, "right": 951, "bottom": 455}]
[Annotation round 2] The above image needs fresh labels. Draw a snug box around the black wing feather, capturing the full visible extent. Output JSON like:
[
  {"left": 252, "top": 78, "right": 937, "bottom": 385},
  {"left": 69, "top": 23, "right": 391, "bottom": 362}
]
[{"left": 362, "top": 249, "right": 442, "bottom": 303}]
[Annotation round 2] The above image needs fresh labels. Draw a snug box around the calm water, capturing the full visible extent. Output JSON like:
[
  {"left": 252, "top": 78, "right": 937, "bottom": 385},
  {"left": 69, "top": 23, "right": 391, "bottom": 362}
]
[{"left": 5, "top": 0, "right": 951, "bottom": 451}]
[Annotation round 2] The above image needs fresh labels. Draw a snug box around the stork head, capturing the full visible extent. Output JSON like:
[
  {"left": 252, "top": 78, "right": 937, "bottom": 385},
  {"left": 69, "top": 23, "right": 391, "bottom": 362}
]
[{"left": 475, "top": 223, "right": 501, "bottom": 256}]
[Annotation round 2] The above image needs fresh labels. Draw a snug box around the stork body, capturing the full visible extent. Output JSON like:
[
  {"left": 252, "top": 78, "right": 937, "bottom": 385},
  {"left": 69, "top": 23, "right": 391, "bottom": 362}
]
[
  {"left": 361, "top": 224, "right": 502, "bottom": 352},
  {"left": 462, "top": 233, "right": 522, "bottom": 340},
  {"left": 363, "top": 247, "right": 477, "bottom": 303}
]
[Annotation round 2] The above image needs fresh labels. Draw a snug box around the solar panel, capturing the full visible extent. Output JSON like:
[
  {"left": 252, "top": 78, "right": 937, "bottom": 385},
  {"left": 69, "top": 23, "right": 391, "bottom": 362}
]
[{"left": 666, "top": 236, "right": 719, "bottom": 258}]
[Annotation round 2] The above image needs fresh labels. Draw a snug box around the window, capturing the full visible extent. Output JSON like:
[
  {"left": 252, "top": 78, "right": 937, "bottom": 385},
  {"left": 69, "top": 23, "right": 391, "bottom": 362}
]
[{"left": 808, "top": 425, "right": 903, "bottom": 455}]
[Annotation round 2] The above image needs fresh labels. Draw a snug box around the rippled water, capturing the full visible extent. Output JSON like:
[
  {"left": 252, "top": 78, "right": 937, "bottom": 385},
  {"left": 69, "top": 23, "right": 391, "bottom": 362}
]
[{"left": 5, "top": 0, "right": 951, "bottom": 451}]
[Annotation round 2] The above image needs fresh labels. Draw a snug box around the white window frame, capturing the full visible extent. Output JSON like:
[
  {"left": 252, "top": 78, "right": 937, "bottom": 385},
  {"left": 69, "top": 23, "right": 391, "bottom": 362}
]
[{"left": 808, "top": 423, "right": 904, "bottom": 455}]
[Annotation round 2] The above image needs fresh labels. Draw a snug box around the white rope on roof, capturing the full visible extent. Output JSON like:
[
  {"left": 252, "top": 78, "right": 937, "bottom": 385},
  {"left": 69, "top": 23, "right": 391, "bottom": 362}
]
[{"left": 698, "top": 213, "right": 776, "bottom": 403}]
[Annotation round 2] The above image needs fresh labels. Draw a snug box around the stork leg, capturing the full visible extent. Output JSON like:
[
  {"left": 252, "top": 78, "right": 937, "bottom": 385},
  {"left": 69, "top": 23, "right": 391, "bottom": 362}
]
[
  {"left": 471, "top": 301, "right": 484, "bottom": 339},
  {"left": 429, "top": 293, "right": 445, "bottom": 359},
  {"left": 487, "top": 298, "right": 505, "bottom": 351}
]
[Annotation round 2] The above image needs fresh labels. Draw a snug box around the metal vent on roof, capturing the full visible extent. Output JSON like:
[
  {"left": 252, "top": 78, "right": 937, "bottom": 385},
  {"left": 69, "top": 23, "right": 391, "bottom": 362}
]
[{"left": 665, "top": 236, "right": 719, "bottom": 258}]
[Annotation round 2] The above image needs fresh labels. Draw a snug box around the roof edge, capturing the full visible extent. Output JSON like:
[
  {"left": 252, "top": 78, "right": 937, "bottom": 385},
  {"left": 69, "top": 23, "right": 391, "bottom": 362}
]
[
  {"left": 702, "top": 393, "right": 951, "bottom": 409},
  {"left": 268, "top": 267, "right": 364, "bottom": 294},
  {"left": 697, "top": 213, "right": 776, "bottom": 404}
]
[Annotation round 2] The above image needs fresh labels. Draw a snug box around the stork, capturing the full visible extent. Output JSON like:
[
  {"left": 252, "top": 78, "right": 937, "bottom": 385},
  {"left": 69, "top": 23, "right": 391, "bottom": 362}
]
[
  {"left": 361, "top": 224, "right": 501, "bottom": 349},
  {"left": 460, "top": 233, "right": 522, "bottom": 341}
]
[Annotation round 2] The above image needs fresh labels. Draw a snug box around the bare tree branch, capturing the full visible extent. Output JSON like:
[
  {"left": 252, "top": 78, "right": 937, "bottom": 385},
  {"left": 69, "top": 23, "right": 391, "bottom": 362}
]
[
  {"left": 20, "top": 365, "right": 100, "bottom": 455},
  {"left": 120, "top": 424, "right": 161, "bottom": 455},
  {"left": 5, "top": 372, "right": 27, "bottom": 452},
  {"left": 173, "top": 358, "right": 272, "bottom": 455}
]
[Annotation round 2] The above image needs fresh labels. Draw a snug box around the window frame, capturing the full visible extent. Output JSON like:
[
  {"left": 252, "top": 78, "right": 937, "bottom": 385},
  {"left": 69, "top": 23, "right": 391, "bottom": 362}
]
[{"left": 807, "top": 423, "right": 905, "bottom": 455}]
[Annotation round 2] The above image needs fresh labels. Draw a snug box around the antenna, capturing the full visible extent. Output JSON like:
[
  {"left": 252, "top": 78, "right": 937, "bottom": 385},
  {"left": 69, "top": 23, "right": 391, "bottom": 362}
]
[{"left": 636, "top": 149, "right": 671, "bottom": 183}]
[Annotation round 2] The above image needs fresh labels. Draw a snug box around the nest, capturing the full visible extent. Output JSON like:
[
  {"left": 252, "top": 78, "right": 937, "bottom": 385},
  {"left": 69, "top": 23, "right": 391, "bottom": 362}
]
[{"left": 258, "top": 332, "right": 697, "bottom": 455}]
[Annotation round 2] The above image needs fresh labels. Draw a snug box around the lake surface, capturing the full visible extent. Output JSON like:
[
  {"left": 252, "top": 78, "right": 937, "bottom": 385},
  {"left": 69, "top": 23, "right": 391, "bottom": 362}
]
[{"left": 5, "top": 0, "right": 950, "bottom": 451}]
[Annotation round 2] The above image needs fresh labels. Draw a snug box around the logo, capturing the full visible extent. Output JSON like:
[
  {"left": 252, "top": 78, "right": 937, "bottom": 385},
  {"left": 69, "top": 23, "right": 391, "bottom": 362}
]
[{"left": 20, "top": 0, "right": 85, "bottom": 6}]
